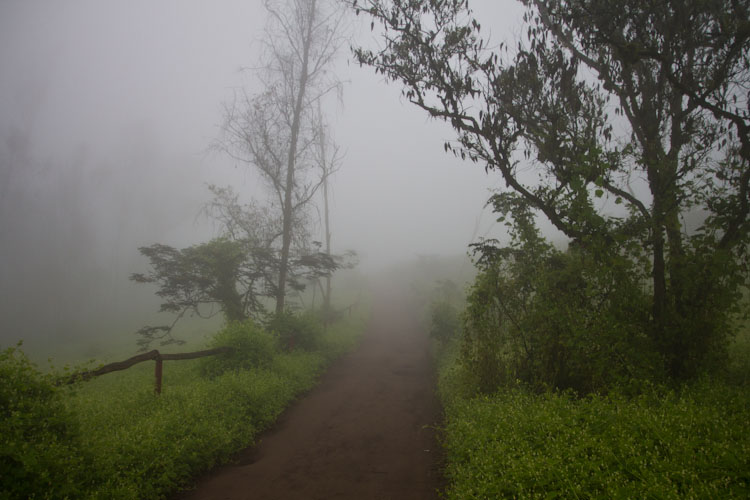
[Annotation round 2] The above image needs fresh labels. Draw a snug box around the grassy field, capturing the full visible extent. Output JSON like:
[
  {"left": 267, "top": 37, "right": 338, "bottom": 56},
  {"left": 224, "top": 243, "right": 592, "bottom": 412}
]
[
  {"left": 434, "top": 321, "right": 750, "bottom": 499},
  {"left": 1, "top": 309, "right": 367, "bottom": 499}
]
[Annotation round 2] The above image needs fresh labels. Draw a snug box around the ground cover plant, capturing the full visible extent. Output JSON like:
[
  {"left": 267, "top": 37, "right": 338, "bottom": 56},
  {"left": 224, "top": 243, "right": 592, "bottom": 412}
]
[
  {"left": 0, "top": 308, "right": 366, "bottom": 499},
  {"left": 440, "top": 379, "right": 750, "bottom": 499},
  {"left": 432, "top": 314, "right": 750, "bottom": 499}
]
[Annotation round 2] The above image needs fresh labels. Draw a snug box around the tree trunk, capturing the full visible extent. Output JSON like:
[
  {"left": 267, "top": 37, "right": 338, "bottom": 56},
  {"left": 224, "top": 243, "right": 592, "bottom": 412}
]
[
  {"left": 647, "top": 153, "right": 668, "bottom": 349},
  {"left": 649, "top": 153, "right": 686, "bottom": 376},
  {"left": 323, "top": 171, "right": 332, "bottom": 313},
  {"left": 319, "top": 116, "right": 333, "bottom": 314},
  {"left": 276, "top": 0, "right": 317, "bottom": 315}
]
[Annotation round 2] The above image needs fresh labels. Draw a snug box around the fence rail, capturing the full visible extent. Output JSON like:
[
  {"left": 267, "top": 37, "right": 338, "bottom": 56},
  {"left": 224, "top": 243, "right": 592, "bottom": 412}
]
[{"left": 62, "top": 346, "right": 234, "bottom": 394}]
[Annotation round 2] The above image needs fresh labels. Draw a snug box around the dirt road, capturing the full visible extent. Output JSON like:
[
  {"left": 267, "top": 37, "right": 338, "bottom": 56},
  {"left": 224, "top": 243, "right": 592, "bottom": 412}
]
[{"left": 176, "top": 287, "right": 442, "bottom": 500}]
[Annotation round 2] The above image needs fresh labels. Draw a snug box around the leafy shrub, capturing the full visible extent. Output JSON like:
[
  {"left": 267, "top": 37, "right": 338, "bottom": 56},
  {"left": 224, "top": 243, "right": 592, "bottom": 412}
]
[
  {"left": 441, "top": 381, "right": 750, "bottom": 499},
  {"left": 464, "top": 242, "right": 661, "bottom": 394},
  {"left": 429, "top": 300, "right": 460, "bottom": 342},
  {"left": 315, "top": 311, "right": 366, "bottom": 361},
  {"left": 462, "top": 194, "right": 667, "bottom": 394},
  {"left": 70, "top": 361, "right": 307, "bottom": 499},
  {"left": 201, "top": 320, "right": 278, "bottom": 377},
  {"left": 64, "top": 307, "right": 364, "bottom": 499},
  {"left": 0, "top": 345, "right": 88, "bottom": 499},
  {"left": 0, "top": 304, "right": 365, "bottom": 499},
  {"left": 266, "top": 311, "right": 323, "bottom": 351},
  {"left": 461, "top": 188, "right": 750, "bottom": 395},
  {"left": 728, "top": 316, "right": 750, "bottom": 385}
]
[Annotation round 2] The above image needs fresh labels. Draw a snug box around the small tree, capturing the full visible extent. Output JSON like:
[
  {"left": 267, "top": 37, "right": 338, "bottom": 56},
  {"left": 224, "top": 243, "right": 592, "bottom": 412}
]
[
  {"left": 131, "top": 238, "right": 260, "bottom": 350},
  {"left": 131, "top": 187, "right": 342, "bottom": 351}
]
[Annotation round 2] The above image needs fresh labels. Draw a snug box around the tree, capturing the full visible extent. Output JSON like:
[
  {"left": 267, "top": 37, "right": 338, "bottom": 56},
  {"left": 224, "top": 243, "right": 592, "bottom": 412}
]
[
  {"left": 216, "top": 0, "right": 346, "bottom": 314},
  {"left": 313, "top": 105, "right": 344, "bottom": 314},
  {"left": 131, "top": 238, "right": 260, "bottom": 350},
  {"left": 353, "top": 0, "right": 750, "bottom": 379},
  {"left": 131, "top": 186, "right": 341, "bottom": 351}
]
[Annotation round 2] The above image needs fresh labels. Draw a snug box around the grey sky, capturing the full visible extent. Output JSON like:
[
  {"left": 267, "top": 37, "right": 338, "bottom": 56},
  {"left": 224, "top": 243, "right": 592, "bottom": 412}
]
[{"left": 0, "top": 0, "right": 526, "bottom": 357}]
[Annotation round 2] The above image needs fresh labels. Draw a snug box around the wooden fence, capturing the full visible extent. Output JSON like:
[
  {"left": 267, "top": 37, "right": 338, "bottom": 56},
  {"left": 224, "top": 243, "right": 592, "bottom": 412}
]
[
  {"left": 60, "top": 303, "right": 361, "bottom": 394},
  {"left": 62, "top": 346, "right": 234, "bottom": 395}
]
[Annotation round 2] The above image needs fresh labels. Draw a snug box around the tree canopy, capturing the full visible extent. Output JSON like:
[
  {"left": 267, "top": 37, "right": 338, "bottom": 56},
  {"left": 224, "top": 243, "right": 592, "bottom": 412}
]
[{"left": 353, "top": 0, "right": 750, "bottom": 381}]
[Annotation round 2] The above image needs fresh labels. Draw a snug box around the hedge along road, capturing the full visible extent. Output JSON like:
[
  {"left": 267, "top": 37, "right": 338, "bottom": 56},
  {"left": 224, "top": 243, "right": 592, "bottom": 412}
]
[{"left": 176, "top": 284, "right": 442, "bottom": 500}]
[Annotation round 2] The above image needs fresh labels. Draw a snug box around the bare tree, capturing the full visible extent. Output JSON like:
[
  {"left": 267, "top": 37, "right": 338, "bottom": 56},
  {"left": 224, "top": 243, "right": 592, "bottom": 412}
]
[
  {"left": 216, "top": 0, "right": 345, "bottom": 314},
  {"left": 314, "top": 105, "right": 344, "bottom": 314}
]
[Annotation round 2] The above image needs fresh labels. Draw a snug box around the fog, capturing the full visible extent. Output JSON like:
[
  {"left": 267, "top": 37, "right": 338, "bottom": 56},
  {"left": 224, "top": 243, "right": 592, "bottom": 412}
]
[{"left": 0, "top": 0, "right": 526, "bottom": 361}]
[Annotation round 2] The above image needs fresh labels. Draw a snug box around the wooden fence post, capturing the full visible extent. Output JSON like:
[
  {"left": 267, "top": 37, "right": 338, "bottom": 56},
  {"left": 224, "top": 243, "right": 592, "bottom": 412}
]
[{"left": 154, "top": 353, "right": 163, "bottom": 395}]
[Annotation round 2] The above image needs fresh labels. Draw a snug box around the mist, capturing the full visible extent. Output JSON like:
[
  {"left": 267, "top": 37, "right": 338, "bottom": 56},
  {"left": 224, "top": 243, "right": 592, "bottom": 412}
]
[{"left": 0, "top": 0, "right": 525, "bottom": 362}]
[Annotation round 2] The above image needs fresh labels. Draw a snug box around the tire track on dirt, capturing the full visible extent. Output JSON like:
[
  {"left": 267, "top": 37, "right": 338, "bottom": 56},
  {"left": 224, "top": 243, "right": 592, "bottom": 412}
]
[{"left": 176, "top": 286, "right": 441, "bottom": 500}]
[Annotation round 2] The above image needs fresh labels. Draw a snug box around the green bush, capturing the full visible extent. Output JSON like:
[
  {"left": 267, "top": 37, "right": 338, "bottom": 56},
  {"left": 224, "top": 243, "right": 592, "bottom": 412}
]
[
  {"left": 0, "top": 345, "right": 89, "bottom": 499},
  {"left": 441, "top": 381, "right": 750, "bottom": 499},
  {"left": 200, "top": 320, "right": 278, "bottom": 377},
  {"left": 0, "top": 304, "right": 365, "bottom": 499},
  {"left": 728, "top": 317, "right": 750, "bottom": 385},
  {"left": 266, "top": 311, "right": 323, "bottom": 351},
  {"left": 463, "top": 240, "right": 661, "bottom": 394},
  {"left": 429, "top": 300, "right": 460, "bottom": 342},
  {"left": 460, "top": 190, "right": 748, "bottom": 394},
  {"left": 463, "top": 192, "right": 669, "bottom": 394},
  {"left": 69, "top": 362, "right": 304, "bottom": 499}
]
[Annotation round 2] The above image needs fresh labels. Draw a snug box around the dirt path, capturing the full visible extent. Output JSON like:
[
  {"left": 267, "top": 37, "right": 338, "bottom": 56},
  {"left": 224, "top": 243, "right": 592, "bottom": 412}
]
[{"left": 176, "top": 286, "right": 442, "bottom": 500}]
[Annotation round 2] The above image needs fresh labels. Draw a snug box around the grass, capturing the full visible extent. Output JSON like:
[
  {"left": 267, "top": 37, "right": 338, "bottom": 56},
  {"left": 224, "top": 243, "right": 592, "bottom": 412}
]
[
  {"left": 68, "top": 354, "right": 321, "bottom": 498},
  {"left": 1, "top": 309, "right": 366, "bottom": 500},
  {"left": 435, "top": 336, "right": 750, "bottom": 500}
]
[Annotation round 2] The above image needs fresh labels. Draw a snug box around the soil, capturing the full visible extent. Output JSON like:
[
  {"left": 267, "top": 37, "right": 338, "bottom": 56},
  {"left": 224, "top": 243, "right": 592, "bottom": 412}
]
[{"left": 175, "top": 286, "right": 442, "bottom": 500}]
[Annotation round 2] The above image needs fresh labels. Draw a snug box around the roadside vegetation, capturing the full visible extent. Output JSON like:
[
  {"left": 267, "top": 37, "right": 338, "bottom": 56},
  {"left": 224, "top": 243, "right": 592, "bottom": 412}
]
[
  {"left": 430, "top": 284, "right": 750, "bottom": 499},
  {"left": 1, "top": 308, "right": 366, "bottom": 500},
  {"left": 2, "top": 2, "right": 360, "bottom": 497},
  {"left": 357, "top": 0, "right": 750, "bottom": 497},
  {"left": 428, "top": 277, "right": 750, "bottom": 499}
]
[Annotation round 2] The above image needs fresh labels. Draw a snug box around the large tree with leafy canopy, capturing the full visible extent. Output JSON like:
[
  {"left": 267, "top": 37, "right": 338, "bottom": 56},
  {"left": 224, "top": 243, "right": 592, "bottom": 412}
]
[{"left": 353, "top": 0, "right": 750, "bottom": 379}]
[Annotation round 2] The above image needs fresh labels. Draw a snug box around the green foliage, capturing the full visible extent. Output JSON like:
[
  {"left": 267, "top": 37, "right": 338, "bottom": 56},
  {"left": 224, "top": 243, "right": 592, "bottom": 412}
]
[
  {"left": 441, "top": 382, "right": 750, "bottom": 499},
  {"left": 427, "top": 279, "right": 463, "bottom": 343},
  {"left": 463, "top": 195, "right": 661, "bottom": 394},
  {"left": 436, "top": 321, "right": 750, "bottom": 499},
  {"left": 131, "top": 190, "right": 349, "bottom": 352},
  {"left": 200, "top": 320, "right": 278, "bottom": 377},
  {"left": 728, "top": 309, "right": 750, "bottom": 385},
  {"left": 315, "top": 308, "right": 368, "bottom": 361},
  {"left": 131, "top": 237, "right": 253, "bottom": 350},
  {"left": 0, "top": 345, "right": 89, "bottom": 499},
  {"left": 355, "top": 0, "right": 750, "bottom": 383},
  {"left": 68, "top": 362, "right": 302, "bottom": 499},
  {"left": 429, "top": 300, "right": 460, "bottom": 343},
  {"left": 0, "top": 308, "right": 365, "bottom": 499},
  {"left": 434, "top": 337, "right": 479, "bottom": 408},
  {"left": 266, "top": 311, "right": 324, "bottom": 351},
  {"left": 652, "top": 238, "right": 747, "bottom": 379}
]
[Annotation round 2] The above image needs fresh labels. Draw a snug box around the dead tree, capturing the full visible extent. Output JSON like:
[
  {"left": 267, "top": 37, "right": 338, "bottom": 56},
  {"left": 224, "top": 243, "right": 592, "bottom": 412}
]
[{"left": 216, "top": 0, "right": 346, "bottom": 314}]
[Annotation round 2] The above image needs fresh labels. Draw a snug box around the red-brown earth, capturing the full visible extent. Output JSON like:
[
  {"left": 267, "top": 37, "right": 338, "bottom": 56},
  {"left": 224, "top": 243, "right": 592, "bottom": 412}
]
[{"left": 175, "top": 286, "right": 442, "bottom": 500}]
